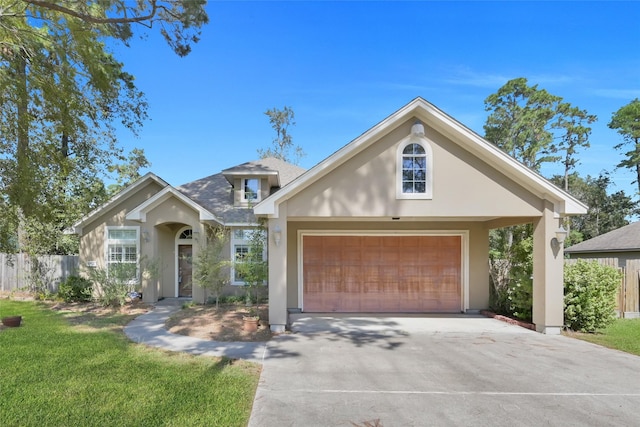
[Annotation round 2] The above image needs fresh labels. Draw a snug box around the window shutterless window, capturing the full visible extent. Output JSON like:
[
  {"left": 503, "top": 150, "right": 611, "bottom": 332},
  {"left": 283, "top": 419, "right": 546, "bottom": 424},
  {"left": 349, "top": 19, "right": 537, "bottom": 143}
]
[
  {"left": 396, "top": 125, "right": 433, "bottom": 200},
  {"left": 243, "top": 178, "right": 260, "bottom": 201},
  {"left": 105, "top": 227, "right": 139, "bottom": 283}
]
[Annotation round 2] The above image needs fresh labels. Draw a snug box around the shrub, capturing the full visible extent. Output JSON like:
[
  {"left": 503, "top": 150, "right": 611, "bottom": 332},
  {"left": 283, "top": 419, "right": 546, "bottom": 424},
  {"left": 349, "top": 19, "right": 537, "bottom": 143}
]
[
  {"left": 58, "top": 276, "right": 93, "bottom": 303},
  {"left": 86, "top": 264, "right": 136, "bottom": 307},
  {"left": 564, "top": 260, "right": 621, "bottom": 332}
]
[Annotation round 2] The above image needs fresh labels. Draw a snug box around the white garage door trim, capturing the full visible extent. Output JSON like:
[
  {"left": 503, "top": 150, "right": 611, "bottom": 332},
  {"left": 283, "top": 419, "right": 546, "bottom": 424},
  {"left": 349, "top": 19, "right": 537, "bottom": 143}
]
[{"left": 297, "top": 230, "right": 469, "bottom": 312}]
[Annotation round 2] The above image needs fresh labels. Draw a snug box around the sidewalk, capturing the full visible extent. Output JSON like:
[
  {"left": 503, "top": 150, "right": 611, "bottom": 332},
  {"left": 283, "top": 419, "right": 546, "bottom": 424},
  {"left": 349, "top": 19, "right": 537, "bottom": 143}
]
[{"left": 123, "top": 298, "right": 269, "bottom": 363}]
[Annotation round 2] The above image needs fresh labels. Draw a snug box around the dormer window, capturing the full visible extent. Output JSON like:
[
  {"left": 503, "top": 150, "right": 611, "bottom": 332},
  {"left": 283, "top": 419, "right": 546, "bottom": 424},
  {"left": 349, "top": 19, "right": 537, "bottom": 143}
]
[
  {"left": 396, "top": 121, "right": 433, "bottom": 199},
  {"left": 243, "top": 178, "right": 260, "bottom": 202}
]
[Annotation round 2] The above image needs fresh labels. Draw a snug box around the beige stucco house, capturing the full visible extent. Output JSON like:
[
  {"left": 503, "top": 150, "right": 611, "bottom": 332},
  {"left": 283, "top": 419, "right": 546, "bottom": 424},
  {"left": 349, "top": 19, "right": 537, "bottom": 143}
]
[
  {"left": 254, "top": 97, "right": 587, "bottom": 334},
  {"left": 73, "top": 97, "right": 587, "bottom": 335},
  {"left": 71, "top": 157, "right": 305, "bottom": 303}
]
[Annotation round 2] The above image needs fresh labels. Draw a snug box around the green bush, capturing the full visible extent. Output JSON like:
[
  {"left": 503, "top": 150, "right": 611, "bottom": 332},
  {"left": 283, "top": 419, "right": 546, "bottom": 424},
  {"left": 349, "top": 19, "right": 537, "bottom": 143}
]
[
  {"left": 58, "top": 276, "right": 93, "bottom": 303},
  {"left": 86, "top": 264, "right": 136, "bottom": 307},
  {"left": 564, "top": 260, "right": 621, "bottom": 332}
]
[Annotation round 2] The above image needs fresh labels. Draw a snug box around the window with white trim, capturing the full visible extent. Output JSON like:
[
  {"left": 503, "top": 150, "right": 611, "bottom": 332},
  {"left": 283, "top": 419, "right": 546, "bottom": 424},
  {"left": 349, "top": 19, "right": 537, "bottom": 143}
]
[
  {"left": 231, "top": 228, "right": 266, "bottom": 285},
  {"left": 105, "top": 227, "right": 139, "bottom": 283},
  {"left": 402, "top": 143, "right": 427, "bottom": 194},
  {"left": 396, "top": 126, "right": 433, "bottom": 199},
  {"left": 242, "top": 178, "right": 260, "bottom": 202}
]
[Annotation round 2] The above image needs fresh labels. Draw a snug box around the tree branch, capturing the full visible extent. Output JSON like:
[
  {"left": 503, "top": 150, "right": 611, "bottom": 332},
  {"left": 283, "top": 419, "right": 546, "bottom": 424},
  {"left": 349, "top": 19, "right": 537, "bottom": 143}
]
[{"left": 23, "top": 0, "right": 159, "bottom": 25}]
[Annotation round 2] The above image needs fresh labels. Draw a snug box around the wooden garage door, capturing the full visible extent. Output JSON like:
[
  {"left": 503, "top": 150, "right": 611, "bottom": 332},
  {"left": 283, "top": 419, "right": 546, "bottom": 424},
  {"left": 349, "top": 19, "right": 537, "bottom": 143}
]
[{"left": 303, "top": 235, "right": 461, "bottom": 313}]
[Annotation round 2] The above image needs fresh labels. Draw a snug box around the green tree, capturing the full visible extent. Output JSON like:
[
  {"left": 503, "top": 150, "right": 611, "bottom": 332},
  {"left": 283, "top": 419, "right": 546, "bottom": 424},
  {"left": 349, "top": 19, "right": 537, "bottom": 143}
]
[
  {"left": 0, "top": 1, "right": 208, "bottom": 254},
  {"left": 107, "top": 148, "right": 151, "bottom": 195},
  {"left": 234, "top": 225, "right": 268, "bottom": 316},
  {"left": 483, "top": 77, "right": 561, "bottom": 171},
  {"left": 258, "top": 106, "right": 305, "bottom": 165},
  {"left": 552, "top": 103, "right": 597, "bottom": 192},
  {"left": 484, "top": 78, "right": 596, "bottom": 319},
  {"left": 193, "top": 226, "right": 230, "bottom": 309},
  {"left": 608, "top": 98, "right": 640, "bottom": 197},
  {"left": 553, "top": 173, "right": 636, "bottom": 244}
]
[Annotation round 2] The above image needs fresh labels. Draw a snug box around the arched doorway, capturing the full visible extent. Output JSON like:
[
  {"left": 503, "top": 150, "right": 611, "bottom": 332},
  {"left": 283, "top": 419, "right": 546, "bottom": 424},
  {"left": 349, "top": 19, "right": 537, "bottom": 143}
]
[{"left": 176, "top": 227, "right": 193, "bottom": 297}]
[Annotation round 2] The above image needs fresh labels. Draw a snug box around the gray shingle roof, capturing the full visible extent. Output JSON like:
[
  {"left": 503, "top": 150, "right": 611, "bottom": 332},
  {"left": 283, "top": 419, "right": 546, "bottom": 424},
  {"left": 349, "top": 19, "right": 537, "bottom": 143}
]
[
  {"left": 221, "top": 157, "right": 306, "bottom": 187},
  {"left": 565, "top": 221, "right": 640, "bottom": 254},
  {"left": 176, "top": 157, "right": 305, "bottom": 224}
]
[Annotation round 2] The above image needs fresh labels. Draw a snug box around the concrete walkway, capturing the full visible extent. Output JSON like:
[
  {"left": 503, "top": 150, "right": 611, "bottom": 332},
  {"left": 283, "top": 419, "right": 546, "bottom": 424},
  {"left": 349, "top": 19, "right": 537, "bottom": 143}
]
[{"left": 123, "top": 298, "right": 268, "bottom": 363}]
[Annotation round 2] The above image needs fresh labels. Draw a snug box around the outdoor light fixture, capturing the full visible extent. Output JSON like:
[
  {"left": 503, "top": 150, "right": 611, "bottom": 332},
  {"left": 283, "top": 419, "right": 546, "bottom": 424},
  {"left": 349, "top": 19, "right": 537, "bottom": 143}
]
[
  {"left": 142, "top": 230, "right": 150, "bottom": 243},
  {"left": 551, "top": 225, "right": 568, "bottom": 248},
  {"left": 411, "top": 120, "right": 425, "bottom": 137},
  {"left": 192, "top": 230, "right": 200, "bottom": 242},
  {"left": 273, "top": 224, "right": 282, "bottom": 247}
]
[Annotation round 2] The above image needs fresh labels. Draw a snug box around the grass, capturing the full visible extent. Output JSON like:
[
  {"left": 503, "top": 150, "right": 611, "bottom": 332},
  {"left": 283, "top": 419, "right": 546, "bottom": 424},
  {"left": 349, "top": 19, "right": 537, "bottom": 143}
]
[
  {"left": 567, "top": 318, "right": 640, "bottom": 356},
  {"left": 0, "top": 300, "right": 260, "bottom": 427}
]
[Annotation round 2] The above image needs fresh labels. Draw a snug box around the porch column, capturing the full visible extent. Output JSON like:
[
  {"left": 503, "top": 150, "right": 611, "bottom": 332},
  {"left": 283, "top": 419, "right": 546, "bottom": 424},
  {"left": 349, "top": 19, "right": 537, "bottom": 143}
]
[
  {"left": 532, "top": 200, "right": 564, "bottom": 334},
  {"left": 268, "top": 202, "right": 288, "bottom": 333},
  {"left": 141, "top": 226, "right": 158, "bottom": 304}
]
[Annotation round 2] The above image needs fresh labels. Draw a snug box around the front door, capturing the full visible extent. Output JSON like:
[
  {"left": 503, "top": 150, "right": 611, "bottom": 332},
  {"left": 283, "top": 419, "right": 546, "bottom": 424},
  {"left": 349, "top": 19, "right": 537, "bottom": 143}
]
[{"left": 178, "top": 245, "right": 193, "bottom": 297}]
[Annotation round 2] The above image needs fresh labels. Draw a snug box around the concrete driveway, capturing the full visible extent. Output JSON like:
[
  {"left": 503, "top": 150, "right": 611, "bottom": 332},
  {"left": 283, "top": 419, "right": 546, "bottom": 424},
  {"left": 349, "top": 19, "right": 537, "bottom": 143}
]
[{"left": 249, "top": 314, "right": 640, "bottom": 426}]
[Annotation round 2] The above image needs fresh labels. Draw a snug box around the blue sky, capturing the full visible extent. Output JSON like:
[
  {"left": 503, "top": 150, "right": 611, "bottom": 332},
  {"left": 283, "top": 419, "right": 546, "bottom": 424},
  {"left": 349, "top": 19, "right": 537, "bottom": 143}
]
[{"left": 112, "top": 1, "right": 640, "bottom": 197}]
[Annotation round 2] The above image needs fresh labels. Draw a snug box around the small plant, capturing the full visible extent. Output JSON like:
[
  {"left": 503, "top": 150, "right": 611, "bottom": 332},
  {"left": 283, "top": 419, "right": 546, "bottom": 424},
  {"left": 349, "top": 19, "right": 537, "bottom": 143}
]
[
  {"left": 86, "top": 263, "right": 137, "bottom": 307},
  {"left": 58, "top": 275, "right": 93, "bottom": 303},
  {"left": 564, "top": 259, "right": 621, "bottom": 332},
  {"left": 193, "top": 226, "right": 230, "bottom": 309}
]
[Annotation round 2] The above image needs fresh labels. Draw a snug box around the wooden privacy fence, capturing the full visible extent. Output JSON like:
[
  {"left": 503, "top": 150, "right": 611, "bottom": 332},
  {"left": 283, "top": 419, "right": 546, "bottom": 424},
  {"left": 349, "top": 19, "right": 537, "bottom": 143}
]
[
  {"left": 565, "top": 257, "right": 640, "bottom": 318},
  {"left": 0, "top": 253, "right": 79, "bottom": 293}
]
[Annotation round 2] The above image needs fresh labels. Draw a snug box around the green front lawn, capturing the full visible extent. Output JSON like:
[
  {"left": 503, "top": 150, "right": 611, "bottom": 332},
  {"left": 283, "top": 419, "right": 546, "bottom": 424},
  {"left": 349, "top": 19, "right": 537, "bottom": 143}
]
[
  {"left": 0, "top": 300, "right": 260, "bottom": 427},
  {"left": 567, "top": 318, "right": 640, "bottom": 356}
]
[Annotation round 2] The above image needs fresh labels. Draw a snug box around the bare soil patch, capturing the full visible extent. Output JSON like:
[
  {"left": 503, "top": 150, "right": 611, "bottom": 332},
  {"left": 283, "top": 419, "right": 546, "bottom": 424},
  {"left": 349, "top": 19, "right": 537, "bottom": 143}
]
[
  {"left": 166, "top": 304, "right": 272, "bottom": 342},
  {"left": 2, "top": 293, "right": 272, "bottom": 342}
]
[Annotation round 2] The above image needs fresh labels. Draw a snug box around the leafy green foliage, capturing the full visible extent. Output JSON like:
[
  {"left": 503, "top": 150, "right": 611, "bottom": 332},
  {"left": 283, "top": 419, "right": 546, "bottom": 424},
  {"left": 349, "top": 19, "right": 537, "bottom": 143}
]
[
  {"left": 552, "top": 173, "right": 636, "bottom": 246},
  {"left": 0, "top": 1, "right": 208, "bottom": 255},
  {"left": 193, "top": 226, "right": 231, "bottom": 308},
  {"left": 86, "top": 263, "right": 137, "bottom": 307},
  {"left": 489, "top": 225, "right": 533, "bottom": 320},
  {"left": 0, "top": 300, "right": 258, "bottom": 427},
  {"left": 608, "top": 98, "right": 640, "bottom": 196},
  {"left": 484, "top": 77, "right": 561, "bottom": 171},
  {"left": 234, "top": 226, "right": 268, "bottom": 313},
  {"left": 58, "top": 275, "right": 93, "bottom": 302},
  {"left": 564, "top": 260, "right": 621, "bottom": 332}
]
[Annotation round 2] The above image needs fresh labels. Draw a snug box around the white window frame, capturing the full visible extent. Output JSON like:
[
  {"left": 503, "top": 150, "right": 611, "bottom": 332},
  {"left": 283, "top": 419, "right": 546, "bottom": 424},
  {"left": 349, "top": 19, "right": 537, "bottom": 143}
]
[
  {"left": 104, "top": 226, "right": 140, "bottom": 284},
  {"left": 242, "top": 178, "right": 261, "bottom": 203},
  {"left": 230, "top": 227, "right": 266, "bottom": 285},
  {"left": 396, "top": 135, "right": 433, "bottom": 200}
]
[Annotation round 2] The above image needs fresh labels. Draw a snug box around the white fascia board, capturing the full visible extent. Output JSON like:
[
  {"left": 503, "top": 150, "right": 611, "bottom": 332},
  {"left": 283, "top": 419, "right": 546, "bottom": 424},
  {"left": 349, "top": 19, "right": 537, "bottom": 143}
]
[
  {"left": 125, "top": 187, "right": 221, "bottom": 223},
  {"left": 70, "top": 173, "right": 169, "bottom": 235},
  {"left": 418, "top": 102, "right": 588, "bottom": 216}
]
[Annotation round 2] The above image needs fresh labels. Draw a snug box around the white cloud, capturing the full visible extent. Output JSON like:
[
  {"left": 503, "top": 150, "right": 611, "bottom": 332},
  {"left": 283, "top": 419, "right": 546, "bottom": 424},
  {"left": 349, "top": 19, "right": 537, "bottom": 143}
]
[{"left": 592, "top": 88, "right": 640, "bottom": 99}]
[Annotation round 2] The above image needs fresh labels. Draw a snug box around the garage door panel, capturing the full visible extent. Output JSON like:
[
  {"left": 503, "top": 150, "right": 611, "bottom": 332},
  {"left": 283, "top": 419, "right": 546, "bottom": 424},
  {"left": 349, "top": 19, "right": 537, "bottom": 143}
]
[{"left": 303, "top": 235, "right": 462, "bottom": 313}]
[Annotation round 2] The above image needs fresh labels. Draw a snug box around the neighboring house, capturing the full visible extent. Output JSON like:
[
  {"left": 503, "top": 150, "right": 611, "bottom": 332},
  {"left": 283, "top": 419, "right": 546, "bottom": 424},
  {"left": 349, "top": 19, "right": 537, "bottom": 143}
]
[
  {"left": 71, "top": 157, "right": 305, "bottom": 303},
  {"left": 565, "top": 222, "right": 640, "bottom": 318},
  {"left": 254, "top": 97, "right": 586, "bottom": 334}
]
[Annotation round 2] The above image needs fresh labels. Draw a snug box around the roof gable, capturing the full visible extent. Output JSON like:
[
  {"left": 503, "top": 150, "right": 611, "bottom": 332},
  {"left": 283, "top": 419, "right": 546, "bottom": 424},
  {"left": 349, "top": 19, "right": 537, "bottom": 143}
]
[
  {"left": 254, "top": 97, "right": 587, "bottom": 218},
  {"left": 70, "top": 173, "right": 169, "bottom": 234},
  {"left": 125, "top": 186, "right": 220, "bottom": 223}
]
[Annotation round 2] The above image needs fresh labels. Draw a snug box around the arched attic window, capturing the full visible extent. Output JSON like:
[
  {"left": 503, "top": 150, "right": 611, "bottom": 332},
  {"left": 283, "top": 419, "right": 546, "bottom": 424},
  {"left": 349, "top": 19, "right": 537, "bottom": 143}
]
[{"left": 396, "top": 121, "right": 433, "bottom": 199}]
